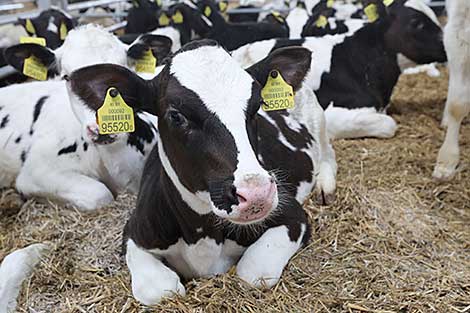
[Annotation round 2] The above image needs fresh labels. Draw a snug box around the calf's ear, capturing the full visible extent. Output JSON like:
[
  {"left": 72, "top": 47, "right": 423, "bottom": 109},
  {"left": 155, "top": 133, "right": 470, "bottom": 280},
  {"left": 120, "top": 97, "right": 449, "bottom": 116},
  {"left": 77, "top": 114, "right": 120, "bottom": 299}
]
[
  {"left": 3, "top": 44, "right": 59, "bottom": 78},
  {"left": 127, "top": 34, "right": 173, "bottom": 65},
  {"left": 68, "top": 64, "right": 158, "bottom": 115},
  {"left": 246, "top": 46, "right": 311, "bottom": 92}
]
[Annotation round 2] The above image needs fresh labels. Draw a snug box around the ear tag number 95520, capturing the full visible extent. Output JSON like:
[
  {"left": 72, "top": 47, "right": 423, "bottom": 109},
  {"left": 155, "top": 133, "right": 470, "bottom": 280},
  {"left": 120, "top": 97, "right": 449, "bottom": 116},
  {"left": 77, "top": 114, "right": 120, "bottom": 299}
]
[
  {"left": 97, "top": 88, "right": 135, "bottom": 135},
  {"left": 261, "top": 70, "right": 295, "bottom": 112}
]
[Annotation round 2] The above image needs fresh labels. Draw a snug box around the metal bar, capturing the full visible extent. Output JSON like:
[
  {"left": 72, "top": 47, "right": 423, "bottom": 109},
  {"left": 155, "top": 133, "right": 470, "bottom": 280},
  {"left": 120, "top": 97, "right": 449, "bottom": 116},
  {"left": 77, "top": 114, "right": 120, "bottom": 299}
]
[
  {"left": 227, "top": 7, "right": 291, "bottom": 14},
  {"left": 104, "top": 20, "right": 127, "bottom": 32},
  {"left": 427, "top": 1, "right": 446, "bottom": 7},
  {"left": 0, "top": 10, "right": 42, "bottom": 25},
  {"left": 0, "top": 4, "right": 25, "bottom": 12},
  {"left": 74, "top": 12, "right": 127, "bottom": 18},
  {"left": 66, "top": 0, "right": 128, "bottom": 11}
]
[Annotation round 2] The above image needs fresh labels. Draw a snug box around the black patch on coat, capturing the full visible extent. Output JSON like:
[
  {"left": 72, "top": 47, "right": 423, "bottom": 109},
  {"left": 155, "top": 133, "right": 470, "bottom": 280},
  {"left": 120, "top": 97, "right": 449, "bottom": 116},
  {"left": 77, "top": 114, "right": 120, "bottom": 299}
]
[
  {"left": 20, "top": 150, "right": 27, "bottom": 163},
  {"left": 83, "top": 142, "right": 88, "bottom": 151},
  {"left": 0, "top": 115, "right": 9, "bottom": 128},
  {"left": 30, "top": 96, "right": 49, "bottom": 135},
  {"left": 58, "top": 142, "right": 78, "bottom": 155},
  {"left": 127, "top": 115, "right": 156, "bottom": 155},
  {"left": 15, "top": 136, "right": 21, "bottom": 144}
]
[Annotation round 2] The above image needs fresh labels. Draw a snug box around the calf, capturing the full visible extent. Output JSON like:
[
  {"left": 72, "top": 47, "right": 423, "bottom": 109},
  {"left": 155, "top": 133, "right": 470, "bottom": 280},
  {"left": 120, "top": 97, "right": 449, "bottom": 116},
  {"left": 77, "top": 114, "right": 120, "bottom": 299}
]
[
  {"left": 196, "top": 0, "right": 289, "bottom": 50},
  {"left": 0, "top": 244, "right": 49, "bottom": 313},
  {"left": 286, "top": 1, "right": 310, "bottom": 39},
  {"left": 433, "top": 0, "right": 470, "bottom": 180},
  {"left": 232, "top": 0, "right": 446, "bottom": 139},
  {"left": 0, "top": 26, "right": 172, "bottom": 210},
  {"left": 17, "top": 8, "right": 76, "bottom": 50},
  {"left": 228, "top": 5, "right": 260, "bottom": 23},
  {"left": 125, "top": 0, "right": 161, "bottom": 34},
  {"left": 68, "top": 42, "right": 336, "bottom": 304}
]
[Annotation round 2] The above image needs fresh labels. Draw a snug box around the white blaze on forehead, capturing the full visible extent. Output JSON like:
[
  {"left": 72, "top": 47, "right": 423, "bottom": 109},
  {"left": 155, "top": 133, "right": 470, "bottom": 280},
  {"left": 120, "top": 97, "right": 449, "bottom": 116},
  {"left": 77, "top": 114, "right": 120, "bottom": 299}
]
[
  {"left": 170, "top": 46, "right": 268, "bottom": 180},
  {"left": 47, "top": 17, "right": 58, "bottom": 33},
  {"left": 405, "top": 0, "right": 441, "bottom": 26}
]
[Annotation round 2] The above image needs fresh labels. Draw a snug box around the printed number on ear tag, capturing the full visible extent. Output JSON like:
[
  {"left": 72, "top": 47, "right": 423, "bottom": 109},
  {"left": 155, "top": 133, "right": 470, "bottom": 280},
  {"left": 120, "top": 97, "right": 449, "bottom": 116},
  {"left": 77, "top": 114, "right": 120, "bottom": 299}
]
[
  {"left": 316, "top": 15, "right": 328, "bottom": 28},
  {"left": 261, "top": 70, "right": 295, "bottom": 112},
  {"left": 159, "top": 13, "right": 170, "bottom": 26},
  {"left": 327, "top": 0, "right": 334, "bottom": 8},
  {"left": 60, "top": 22, "right": 68, "bottom": 40},
  {"left": 20, "top": 36, "right": 46, "bottom": 46},
  {"left": 97, "top": 88, "right": 135, "bottom": 135},
  {"left": 364, "top": 4, "right": 379, "bottom": 23},
  {"left": 172, "top": 10, "right": 184, "bottom": 24},
  {"left": 25, "top": 19, "right": 36, "bottom": 34},
  {"left": 23, "top": 55, "right": 47, "bottom": 81},
  {"left": 204, "top": 6, "right": 212, "bottom": 17},
  {"left": 135, "top": 49, "right": 157, "bottom": 74},
  {"left": 383, "top": 0, "right": 394, "bottom": 6}
]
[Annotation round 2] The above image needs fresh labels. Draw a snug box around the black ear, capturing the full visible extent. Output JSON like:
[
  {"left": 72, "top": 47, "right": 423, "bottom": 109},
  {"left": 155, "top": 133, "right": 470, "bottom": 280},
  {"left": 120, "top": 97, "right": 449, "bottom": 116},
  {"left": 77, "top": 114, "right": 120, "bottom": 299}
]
[
  {"left": 3, "top": 44, "right": 58, "bottom": 78},
  {"left": 68, "top": 64, "right": 158, "bottom": 115},
  {"left": 127, "top": 34, "right": 173, "bottom": 65},
  {"left": 246, "top": 46, "right": 312, "bottom": 92}
]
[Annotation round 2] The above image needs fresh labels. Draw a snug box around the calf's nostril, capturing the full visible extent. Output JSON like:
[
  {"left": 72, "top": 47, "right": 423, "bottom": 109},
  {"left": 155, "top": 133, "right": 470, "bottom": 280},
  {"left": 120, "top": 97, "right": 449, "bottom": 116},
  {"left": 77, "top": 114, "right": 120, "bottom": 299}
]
[{"left": 237, "top": 193, "right": 247, "bottom": 203}]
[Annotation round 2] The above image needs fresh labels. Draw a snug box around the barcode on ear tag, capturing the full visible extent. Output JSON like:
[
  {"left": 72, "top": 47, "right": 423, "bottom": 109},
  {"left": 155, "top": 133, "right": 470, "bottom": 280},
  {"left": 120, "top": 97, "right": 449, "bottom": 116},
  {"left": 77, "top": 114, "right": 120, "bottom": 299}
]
[
  {"left": 261, "top": 70, "right": 295, "bottom": 112},
  {"left": 20, "top": 36, "right": 46, "bottom": 46},
  {"left": 23, "top": 55, "right": 47, "bottom": 81},
  {"left": 135, "top": 49, "right": 157, "bottom": 74},
  {"left": 97, "top": 88, "right": 135, "bottom": 135}
]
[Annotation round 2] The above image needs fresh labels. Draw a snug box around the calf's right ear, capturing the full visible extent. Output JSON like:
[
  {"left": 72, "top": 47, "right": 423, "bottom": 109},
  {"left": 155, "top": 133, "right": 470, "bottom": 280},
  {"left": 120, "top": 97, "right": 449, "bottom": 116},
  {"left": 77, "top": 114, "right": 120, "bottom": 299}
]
[
  {"left": 4, "top": 44, "right": 58, "bottom": 78},
  {"left": 68, "top": 64, "right": 158, "bottom": 115}
]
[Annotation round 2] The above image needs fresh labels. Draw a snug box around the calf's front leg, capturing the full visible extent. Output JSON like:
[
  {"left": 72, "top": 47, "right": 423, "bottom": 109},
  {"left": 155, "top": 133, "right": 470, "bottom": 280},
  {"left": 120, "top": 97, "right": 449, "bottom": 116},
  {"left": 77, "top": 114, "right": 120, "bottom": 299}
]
[
  {"left": 126, "top": 240, "right": 186, "bottom": 306},
  {"left": 237, "top": 224, "right": 308, "bottom": 288}
]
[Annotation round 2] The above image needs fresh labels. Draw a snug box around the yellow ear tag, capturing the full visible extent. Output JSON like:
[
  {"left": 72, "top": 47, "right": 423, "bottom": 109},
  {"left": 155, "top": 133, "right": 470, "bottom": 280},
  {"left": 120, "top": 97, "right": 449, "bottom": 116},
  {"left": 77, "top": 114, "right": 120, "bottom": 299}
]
[
  {"left": 20, "top": 36, "right": 46, "bottom": 46},
  {"left": 59, "top": 22, "right": 68, "bottom": 40},
  {"left": 172, "top": 10, "right": 184, "bottom": 24},
  {"left": 364, "top": 4, "right": 379, "bottom": 23},
  {"left": 315, "top": 15, "right": 328, "bottom": 28},
  {"left": 204, "top": 6, "right": 212, "bottom": 17},
  {"left": 97, "top": 88, "right": 135, "bottom": 135},
  {"left": 135, "top": 49, "right": 157, "bottom": 74},
  {"left": 327, "top": 0, "right": 334, "bottom": 8},
  {"left": 218, "top": 1, "right": 228, "bottom": 12},
  {"left": 272, "top": 11, "right": 284, "bottom": 23},
  {"left": 383, "top": 0, "right": 394, "bottom": 6},
  {"left": 261, "top": 70, "right": 295, "bottom": 112},
  {"left": 25, "top": 19, "right": 36, "bottom": 34},
  {"left": 23, "top": 55, "right": 47, "bottom": 81},
  {"left": 156, "top": 0, "right": 162, "bottom": 6},
  {"left": 158, "top": 13, "right": 170, "bottom": 26}
]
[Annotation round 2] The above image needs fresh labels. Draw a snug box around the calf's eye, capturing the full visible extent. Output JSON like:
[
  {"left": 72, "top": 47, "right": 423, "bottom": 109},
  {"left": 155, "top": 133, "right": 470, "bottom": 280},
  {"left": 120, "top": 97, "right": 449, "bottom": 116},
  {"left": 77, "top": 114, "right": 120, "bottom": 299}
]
[{"left": 168, "top": 109, "right": 187, "bottom": 127}]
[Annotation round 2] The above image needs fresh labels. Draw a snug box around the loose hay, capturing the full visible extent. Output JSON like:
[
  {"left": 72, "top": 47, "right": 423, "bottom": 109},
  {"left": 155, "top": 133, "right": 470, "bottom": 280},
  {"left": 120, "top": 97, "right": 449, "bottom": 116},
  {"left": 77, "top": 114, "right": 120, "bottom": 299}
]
[{"left": 1, "top": 66, "right": 469, "bottom": 312}]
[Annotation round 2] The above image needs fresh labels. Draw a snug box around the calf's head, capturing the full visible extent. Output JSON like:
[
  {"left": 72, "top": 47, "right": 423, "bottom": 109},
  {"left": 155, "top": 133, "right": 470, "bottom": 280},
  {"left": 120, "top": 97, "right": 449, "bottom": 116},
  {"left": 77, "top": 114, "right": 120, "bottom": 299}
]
[
  {"left": 67, "top": 41, "right": 311, "bottom": 225},
  {"left": 385, "top": 0, "right": 446, "bottom": 64},
  {"left": 4, "top": 25, "right": 173, "bottom": 79}
]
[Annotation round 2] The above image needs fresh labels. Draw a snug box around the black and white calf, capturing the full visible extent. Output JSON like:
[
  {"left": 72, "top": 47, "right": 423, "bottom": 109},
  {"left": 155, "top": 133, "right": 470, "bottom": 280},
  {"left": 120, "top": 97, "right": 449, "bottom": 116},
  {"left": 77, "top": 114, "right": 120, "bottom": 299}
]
[
  {"left": 0, "top": 26, "right": 172, "bottom": 210},
  {"left": 196, "top": 0, "right": 289, "bottom": 50},
  {"left": 232, "top": 0, "right": 446, "bottom": 139},
  {"left": 17, "top": 8, "right": 76, "bottom": 50},
  {"left": 68, "top": 41, "right": 337, "bottom": 304}
]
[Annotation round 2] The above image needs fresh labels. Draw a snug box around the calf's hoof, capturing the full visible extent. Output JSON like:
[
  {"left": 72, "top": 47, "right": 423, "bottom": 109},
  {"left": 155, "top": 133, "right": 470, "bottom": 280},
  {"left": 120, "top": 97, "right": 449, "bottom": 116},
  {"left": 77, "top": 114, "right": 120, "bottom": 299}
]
[
  {"left": 132, "top": 274, "right": 186, "bottom": 306},
  {"left": 314, "top": 189, "right": 336, "bottom": 206},
  {"left": 433, "top": 163, "right": 458, "bottom": 181}
]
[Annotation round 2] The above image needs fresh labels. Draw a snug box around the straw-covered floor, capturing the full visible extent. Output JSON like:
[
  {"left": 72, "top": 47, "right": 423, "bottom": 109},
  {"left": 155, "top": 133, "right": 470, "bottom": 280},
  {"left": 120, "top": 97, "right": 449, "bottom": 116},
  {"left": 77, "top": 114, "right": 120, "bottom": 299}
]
[{"left": 1, "top": 66, "right": 469, "bottom": 312}]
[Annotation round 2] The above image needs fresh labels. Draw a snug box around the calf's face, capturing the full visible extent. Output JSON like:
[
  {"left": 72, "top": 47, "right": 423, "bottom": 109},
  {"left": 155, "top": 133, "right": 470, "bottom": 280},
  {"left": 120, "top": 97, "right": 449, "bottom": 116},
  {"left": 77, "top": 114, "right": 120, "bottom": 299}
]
[
  {"left": 67, "top": 41, "right": 311, "bottom": 225},
  {"left": 386, "top": 0, "right": 446, "bottom": 64}
]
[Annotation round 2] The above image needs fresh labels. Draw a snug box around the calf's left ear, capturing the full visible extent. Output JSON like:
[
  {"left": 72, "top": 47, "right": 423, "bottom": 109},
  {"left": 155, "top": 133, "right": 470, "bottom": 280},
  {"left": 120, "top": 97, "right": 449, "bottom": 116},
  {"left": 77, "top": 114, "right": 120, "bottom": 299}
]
[
  {"left": 127, "top": 34, "right": 173, "bottom": 65},
  {"left": 68, "top": 64, "right": 158, "bottom": 115},
  {"left": 246, "top": 46, "right": 312, "bottom": 92}
]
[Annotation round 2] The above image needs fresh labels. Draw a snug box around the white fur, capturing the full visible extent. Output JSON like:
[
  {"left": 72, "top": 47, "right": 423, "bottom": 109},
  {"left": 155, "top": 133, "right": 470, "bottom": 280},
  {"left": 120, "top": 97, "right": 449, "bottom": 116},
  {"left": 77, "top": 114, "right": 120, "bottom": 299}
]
[
  {"left": 237, "top": 225, "right": 306, "bottom": 287},
  {"left": 405, "top": 0, "right": 441, "bottom": 26},
  {"left": 0, "top": 25, "right": 159, "bottom": 210},
  {"left": 433, "top": 0, "right": 470, "bottom": 180},
  {"left": 286, "top": 7, "right": 310, "bottom": 39},
  {"left": 0, "top": 244, "right": 49, "bottom": 313},
  {"left": 151, "top": 26, "right": 182, "bottom": 52}
]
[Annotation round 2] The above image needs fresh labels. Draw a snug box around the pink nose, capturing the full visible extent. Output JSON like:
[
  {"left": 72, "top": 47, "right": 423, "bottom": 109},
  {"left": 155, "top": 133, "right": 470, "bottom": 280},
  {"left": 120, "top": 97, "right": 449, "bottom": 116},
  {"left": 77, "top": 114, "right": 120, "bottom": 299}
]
[{"left": 233, "top": 180, "right": 277, "bottom": 223}]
